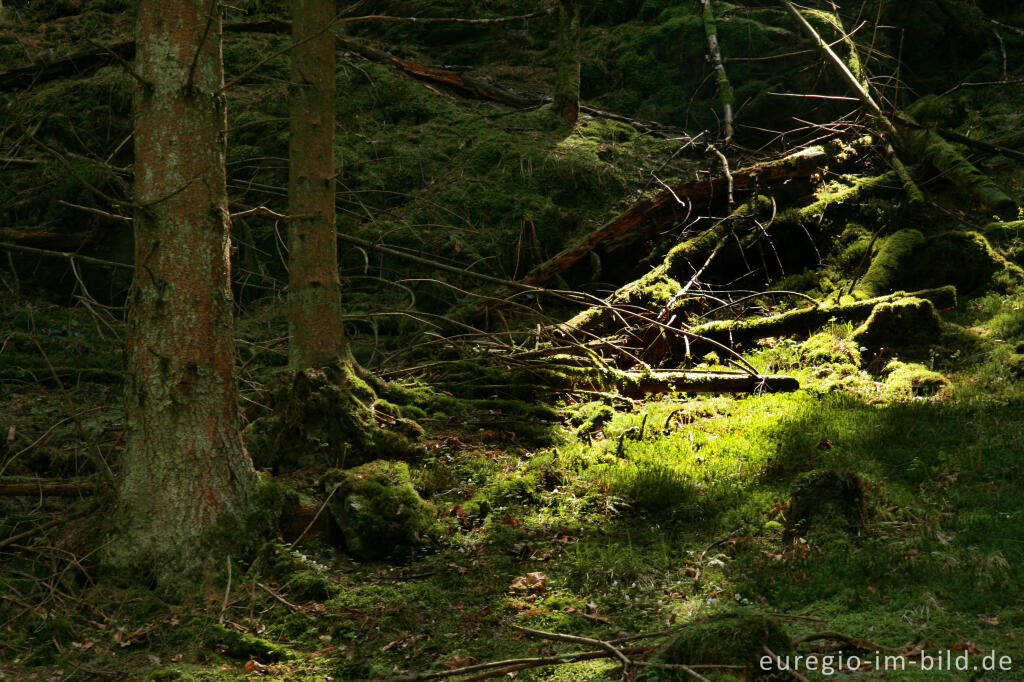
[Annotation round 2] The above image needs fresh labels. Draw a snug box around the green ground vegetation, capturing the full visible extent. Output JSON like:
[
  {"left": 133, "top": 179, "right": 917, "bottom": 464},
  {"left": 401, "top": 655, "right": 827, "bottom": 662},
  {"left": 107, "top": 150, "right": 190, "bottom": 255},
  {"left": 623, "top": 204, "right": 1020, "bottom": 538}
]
[{"left": 2, "top": 0, "right": 1024, "bottom": 680}]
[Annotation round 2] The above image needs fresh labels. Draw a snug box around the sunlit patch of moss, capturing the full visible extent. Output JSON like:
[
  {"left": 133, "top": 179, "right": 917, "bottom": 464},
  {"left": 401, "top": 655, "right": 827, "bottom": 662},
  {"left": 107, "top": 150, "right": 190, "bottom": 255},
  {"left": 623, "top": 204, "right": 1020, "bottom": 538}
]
[{"left": 882, "top": 360, "right": 950, "bottom": 399}]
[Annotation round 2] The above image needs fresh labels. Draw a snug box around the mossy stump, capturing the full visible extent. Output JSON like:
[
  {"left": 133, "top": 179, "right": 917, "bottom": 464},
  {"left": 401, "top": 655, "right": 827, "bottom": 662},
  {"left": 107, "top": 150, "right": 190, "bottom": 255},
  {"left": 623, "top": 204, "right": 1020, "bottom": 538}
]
[
  {"left": 242, "top": 362, "right": 423, "bottom": 473},
  {"left": 322, "top": 460, "right": 436, "bottom": 561},
  {"left": 647, "top": 611, "right": 793, "bottom": 680},
  {"left": 851, "top": 297, "right": 941, "bottom": 354},
  {"left": 783, "top": 470, "right": 867, "bottom": 545}
]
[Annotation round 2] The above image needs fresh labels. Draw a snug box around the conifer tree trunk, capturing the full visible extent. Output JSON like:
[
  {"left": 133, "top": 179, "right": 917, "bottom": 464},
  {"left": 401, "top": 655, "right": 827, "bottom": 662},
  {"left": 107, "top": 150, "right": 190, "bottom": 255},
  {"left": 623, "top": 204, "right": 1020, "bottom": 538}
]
[
  {"left": 288, "top": 0, "right": 344, "bottom": 369},
  {"left": 112, "top": 0, "right": 256, "bottom": 586},
  {"left": 554, "top": 0, "right": 581, "bottom": 124}
]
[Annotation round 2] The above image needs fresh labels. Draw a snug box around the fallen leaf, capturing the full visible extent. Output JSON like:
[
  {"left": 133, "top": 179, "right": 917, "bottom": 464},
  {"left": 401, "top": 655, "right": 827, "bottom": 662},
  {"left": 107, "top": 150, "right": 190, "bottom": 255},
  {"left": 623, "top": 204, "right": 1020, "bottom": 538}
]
[
  {"left": 500, "top": 514, "right": 520, "bottom": 527},
  {"left": 444, "top": 655, "right": 475, "bottom": 669},
  {"left": 509, "top": 572, "right": 547, "bottom": 591},
  {"left": 447, "top": 504, "right": 467, "bottom": 523},
  {"left": 983, "top": 615, "right": 1001, "bottom": 626}
]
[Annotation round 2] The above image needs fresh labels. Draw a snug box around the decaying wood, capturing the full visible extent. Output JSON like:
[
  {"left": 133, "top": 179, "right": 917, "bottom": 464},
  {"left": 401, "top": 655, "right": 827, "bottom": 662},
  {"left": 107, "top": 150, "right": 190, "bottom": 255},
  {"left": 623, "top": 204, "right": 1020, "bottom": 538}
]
[
  {"left": 782, "top": 1, "right": 1018, "bottom": 218},
  {"left": 0, "top": 479, "right": 98, "bottom": 496},
  {"left": 0, "top": 41, "right": 134, "bottom": 91},
  {"left": 485, "top": 143, "right": 834, "bottom": 309},
  {"left": 906, "top": 127, "right": 1019, "bottom": 219},
  {"left": 690, "top": 286, "right": 956, "bottom": 348}
]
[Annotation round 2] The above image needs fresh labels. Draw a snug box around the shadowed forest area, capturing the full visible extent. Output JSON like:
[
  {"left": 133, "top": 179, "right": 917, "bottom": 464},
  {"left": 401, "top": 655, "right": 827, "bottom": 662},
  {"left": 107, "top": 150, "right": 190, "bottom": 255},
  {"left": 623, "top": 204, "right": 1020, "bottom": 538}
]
[{"left": 2, "top": 0, "right": 1024, "bottom": 679}]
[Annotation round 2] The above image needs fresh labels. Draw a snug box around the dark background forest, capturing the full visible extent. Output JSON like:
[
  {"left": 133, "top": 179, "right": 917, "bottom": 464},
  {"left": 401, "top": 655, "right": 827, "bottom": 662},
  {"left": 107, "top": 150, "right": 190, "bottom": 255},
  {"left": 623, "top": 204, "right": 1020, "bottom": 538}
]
[{"left": 2, "top": 0, "right": 1024, "bottom": 680}]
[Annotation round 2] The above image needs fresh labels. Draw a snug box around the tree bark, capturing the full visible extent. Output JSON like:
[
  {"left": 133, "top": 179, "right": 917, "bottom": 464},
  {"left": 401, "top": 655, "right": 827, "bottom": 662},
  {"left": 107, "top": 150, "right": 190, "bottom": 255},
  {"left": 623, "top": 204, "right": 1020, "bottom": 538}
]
[
  {"left": 553, "top": 0, "right": 581, "bottom": 124},
  {"left": 111, "top": 0, "right": 256, "bottom": 587},
  {"left": 288, "top": 0, "right": 345, "bottom": 369},
  {"left": 701, "top": 0, "right": 734, "bottom": 141}
]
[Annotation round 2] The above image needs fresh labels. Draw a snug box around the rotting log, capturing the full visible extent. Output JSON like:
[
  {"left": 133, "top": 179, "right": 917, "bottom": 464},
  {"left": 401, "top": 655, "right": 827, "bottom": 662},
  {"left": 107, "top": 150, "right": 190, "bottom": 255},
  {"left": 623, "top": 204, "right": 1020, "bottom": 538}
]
[
  {"left": 617, "top": 371, "right": 798, "bottom": 397},
  {"left": 782, "top": 1, "right": 1017, "bottom": 218},
  {"left": 851, "top": 229, "right": 923, "bottom": 299},
  {"left": 906, "top": 128, "right": 1019, "bottom": 220},
  {"left": 0, "top": 480, "right": 98, "bottom": 496},
  {"left": 490, "top": 144, "right": 836, "bottom": 307},
  {"left": 690, "top": 286, "right": 957, "bottom": 348},
  {"left": 0, "top": 41, "right": 135, "bottom": 91}
]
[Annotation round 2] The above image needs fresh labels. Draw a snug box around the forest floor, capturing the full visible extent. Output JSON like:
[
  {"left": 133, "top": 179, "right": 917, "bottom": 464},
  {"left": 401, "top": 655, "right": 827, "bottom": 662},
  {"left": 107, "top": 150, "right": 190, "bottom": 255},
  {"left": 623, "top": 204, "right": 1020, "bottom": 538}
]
[
  {"left": 3, "top": 282, "right": 1024, "bottom": 681},
  {"left": 3, "top": 1, "right": 1024, "bottom": 680}
]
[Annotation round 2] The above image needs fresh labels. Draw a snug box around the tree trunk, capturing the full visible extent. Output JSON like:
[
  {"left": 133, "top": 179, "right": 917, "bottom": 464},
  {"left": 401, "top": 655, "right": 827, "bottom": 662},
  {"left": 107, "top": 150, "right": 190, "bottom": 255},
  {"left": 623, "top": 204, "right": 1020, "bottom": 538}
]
[
  {"left": 288, "top": 0, "right": 345, "bottom": 369},
  {"left": 111, "top": 1, "right": 256, "bottom": 587},
  {"left": 553, "top": 0, "right": 581, "bottom": 124}
]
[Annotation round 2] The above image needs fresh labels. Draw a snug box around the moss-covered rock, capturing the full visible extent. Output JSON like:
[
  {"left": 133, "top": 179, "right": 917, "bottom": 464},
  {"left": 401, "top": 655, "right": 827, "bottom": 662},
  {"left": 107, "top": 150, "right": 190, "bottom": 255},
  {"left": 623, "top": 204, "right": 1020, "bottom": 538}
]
[
  {"left": 323, "top": 460, "right": 436, "bottom": 561},
  {"left": 647, "top": 611, "right": 793, "bottom": 680},
  {"left": 784, "top": 470, "right": 867, "bottom": 544},
  {"left": 852, "top": 297, "right": 942, "bottom": 353}
]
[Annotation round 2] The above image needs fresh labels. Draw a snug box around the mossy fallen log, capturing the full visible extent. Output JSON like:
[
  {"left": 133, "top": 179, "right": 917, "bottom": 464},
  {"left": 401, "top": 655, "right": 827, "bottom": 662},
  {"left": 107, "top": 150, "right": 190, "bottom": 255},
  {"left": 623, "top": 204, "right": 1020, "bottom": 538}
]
[
  {"left": 852, "top": 229, "right": 924, "bottom": 299},
  {"left": 561, "top": 195, "right": 775, "bottom": 333},
  {"left": 691, "top": 286, "right": 956, "bottom": 347},
  {"left": 617, "top": 370, "right": 798, "bottom": 396},
  {"left": 906, "top": 128, "right": 1019, "bottom": 219}
]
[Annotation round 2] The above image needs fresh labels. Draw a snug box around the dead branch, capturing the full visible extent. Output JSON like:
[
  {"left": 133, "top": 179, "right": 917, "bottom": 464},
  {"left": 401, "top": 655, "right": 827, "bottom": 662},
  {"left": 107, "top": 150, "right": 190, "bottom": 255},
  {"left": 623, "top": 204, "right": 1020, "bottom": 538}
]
[{"left": 380, "top": 645, "right": 651, "bottom": 682}]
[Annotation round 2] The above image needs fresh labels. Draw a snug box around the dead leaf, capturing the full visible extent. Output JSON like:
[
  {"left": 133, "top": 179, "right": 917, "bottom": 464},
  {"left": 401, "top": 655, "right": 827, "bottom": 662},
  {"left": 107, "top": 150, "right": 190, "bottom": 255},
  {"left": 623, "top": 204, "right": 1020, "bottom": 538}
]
[
  {"left": 447, "top": 504, "right": 467, "bottom": 523},
  {"left": 509, "top": 572, "right": 547, "bottom": 591},
  {"left": 500, "top": 514, "right": 520, "bottom": 527},
  {"left": 983, "top": 615, "right": 1001, "bottom": 626},
  {"left": 444, "top": 655, "right": 475, "bottom": 669},
  {"left": 816, "top": 439, "right": 833, "bottom": 449}
]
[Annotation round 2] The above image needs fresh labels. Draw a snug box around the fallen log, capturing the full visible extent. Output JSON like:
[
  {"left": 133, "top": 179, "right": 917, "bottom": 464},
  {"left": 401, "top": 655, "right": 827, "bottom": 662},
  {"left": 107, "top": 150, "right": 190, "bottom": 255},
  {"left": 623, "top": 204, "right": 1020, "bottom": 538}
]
[
  {"left": 781, "top": 1, "right": 1018, "bottom": 219},
  {"left": 0, "top": 41, "right": 134, "bottom": 91},
  {"left": 485, "top": 143, "right": 837, "bottom": 313},
  {"left": 906, "top": 127, "right": 1019, "bottom": 220},
  {"left": 0, "top": 479, "right": 98, "bottom": 496},
  {"left": 690, "top": 286, "right": 956, "bottom": 348},
  {"left": 617, "top": 370, "right": 798, "bottom": 397}
]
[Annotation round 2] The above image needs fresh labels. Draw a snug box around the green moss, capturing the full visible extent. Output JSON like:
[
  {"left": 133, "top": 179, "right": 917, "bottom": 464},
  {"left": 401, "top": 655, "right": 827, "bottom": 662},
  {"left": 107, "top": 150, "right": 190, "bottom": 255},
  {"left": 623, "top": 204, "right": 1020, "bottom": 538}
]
[
  {"left": 323, "top": 460, "right": 437, "bottom": 561},
  {"left": 852, "top": 297, "right": 943, "bottom": 353},
  {"left": 568, "top": 400, "right": 615, "bottom": 439},
  {"left": 647, "top": 611, "right": 793, "bottom": 679},
  {"left": 800, "top": 330, "right": 861, "bottom": 367},
  {"left": 784, "top": 469, "right": 867, "bottom": 543},
  {"left": 901, "top": 231, "right": 1021, "bottom": 294},
  {"left": 882, "top": 360, "right": 950, "bottom": 398},
  {"left": 203, "top": 624, "right": 293, "bottom": 662},
  {"left": 983, "top": 219, "right": 1024, "bottom": 243},
  {"left": 242, "top": 362, "right": 424, "bottom": 473},
  {"left": 854, "top": 229, "right": 924, "bottom": 299}
]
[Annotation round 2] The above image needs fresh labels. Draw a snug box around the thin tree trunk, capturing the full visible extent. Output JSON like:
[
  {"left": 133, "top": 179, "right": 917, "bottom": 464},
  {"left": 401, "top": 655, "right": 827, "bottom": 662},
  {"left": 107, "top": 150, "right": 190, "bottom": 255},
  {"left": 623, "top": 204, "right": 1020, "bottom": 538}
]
[
  {"left": 701, "top": 0, "right": 734, "bottom": 141},
  {"left": 288, "top": 0, "right": 345, "bottom": 369},
  {"left": 553, "top": 0, "right": 581, "bottom": 124},
  {"left": 112, "top": 0, "right": 256, "bottom": 587}
]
